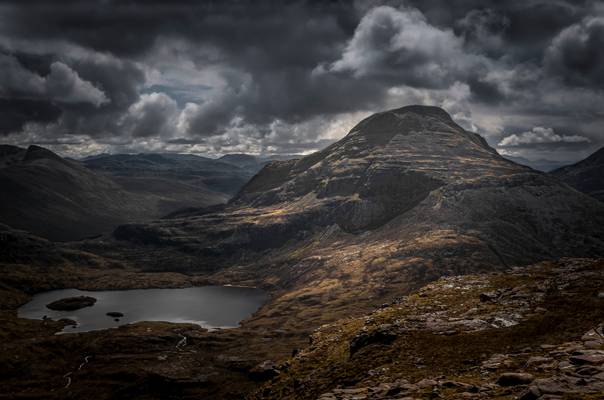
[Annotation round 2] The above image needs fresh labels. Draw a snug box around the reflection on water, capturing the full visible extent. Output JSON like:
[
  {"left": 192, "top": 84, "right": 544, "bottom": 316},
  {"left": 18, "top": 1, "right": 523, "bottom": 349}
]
[{"left": 18, "top": 286, "right": 268, "bottom": 333}]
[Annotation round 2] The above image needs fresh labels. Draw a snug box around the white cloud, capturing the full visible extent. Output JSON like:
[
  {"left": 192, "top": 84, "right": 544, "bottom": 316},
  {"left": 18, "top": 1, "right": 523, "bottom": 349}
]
[{"left": 498, "top": 126, "right": 590, "bottom": 147}]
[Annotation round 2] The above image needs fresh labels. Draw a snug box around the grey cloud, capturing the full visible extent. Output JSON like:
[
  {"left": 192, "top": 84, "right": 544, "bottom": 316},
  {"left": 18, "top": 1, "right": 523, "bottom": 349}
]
[
  {"left": 0, "top": 0, "right": 602, "bottom": 163},
  {"left": 455, "top": 8, "right": 509, "bottom": 57},
  {"left": 123, "top": 92, "right": 178, "bottom": 138},
  {"left": 0, "top": 53, "right": 45, "bottom": 97},
  {"left": 0, "top": 54, "right": 107, "bottom": 106},
  {"left": 545, "top": 16, "right": 604, "bottom": 88},
  {"left": 325, "top": 6, "right": 471, "bottom": 87},
  {"left": 45, "top": 62, "right": 109, "bottom": 106},
  {"left": 0, "top": 99, "right": 62, "bottom": 134}
]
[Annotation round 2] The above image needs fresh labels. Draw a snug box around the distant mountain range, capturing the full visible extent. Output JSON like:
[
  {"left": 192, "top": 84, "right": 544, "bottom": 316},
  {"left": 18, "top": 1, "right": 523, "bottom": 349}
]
[
  {"left": 82, "top": 152, "right": 300, "bottom": 195},
  {"left": 0, "top": 146, "right": 261, "bottom": 240},
  {"left": 0, "top": 144, "right": 303, "bottom": 241},
  {"left": 0, "top": 144, "right": 164, "bottom": 241},
  {"left": 82, "top": 152, "right": 256, "bottom": 197},
  {"left": 2, "top": 128, "right": 601, "bottom": 245},
  {"left": 500, "top": 155, "right": 567, "bottom": 172}
]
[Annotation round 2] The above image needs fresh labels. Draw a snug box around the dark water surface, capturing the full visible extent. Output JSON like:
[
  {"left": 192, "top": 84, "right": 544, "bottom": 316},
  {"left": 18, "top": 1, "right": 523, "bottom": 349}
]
[{"left": 18, "top": 286, "right": 268, "bottom": 333}]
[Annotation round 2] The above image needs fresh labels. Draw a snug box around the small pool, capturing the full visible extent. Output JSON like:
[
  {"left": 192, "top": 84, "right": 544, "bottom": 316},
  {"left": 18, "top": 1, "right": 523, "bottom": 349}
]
[{"left": 18, "top": 286, "right": 268, "bottom": 333}]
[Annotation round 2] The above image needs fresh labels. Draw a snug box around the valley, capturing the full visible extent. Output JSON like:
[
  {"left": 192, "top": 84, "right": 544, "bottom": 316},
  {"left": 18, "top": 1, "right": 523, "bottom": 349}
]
[{"left": 1, "top": 106, "right": 603, "bottom": 399}]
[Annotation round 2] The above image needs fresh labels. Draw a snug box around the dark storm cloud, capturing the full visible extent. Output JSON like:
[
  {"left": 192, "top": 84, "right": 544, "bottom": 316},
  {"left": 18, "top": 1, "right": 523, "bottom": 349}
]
[
  {"left": 0, "top": 99, "right": 62, "bottom": 134},
  {"left": 545, "top": 16, "right": 604, "bottom": 88},
  {"left": 0, "top": 0, "right": 602, "bottom": 160}
]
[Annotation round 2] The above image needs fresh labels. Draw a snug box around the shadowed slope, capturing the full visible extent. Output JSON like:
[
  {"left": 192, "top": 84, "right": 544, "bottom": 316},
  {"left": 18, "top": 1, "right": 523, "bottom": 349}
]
[
  {"left": 552, "top": 146, "right": 604, "bottom": 201},
  {"left": 0, "top": 145, "right": 227, "bottom": 240}
]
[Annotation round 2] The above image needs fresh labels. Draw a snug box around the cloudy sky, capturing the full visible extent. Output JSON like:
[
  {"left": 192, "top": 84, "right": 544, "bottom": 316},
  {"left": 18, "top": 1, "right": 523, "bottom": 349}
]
[{"left": 1, "top": 0, "right": 603, "bottom": 165}]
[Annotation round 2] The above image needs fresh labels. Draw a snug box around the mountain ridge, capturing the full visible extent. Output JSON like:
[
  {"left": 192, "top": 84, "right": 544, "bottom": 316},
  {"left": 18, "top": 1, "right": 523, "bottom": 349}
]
[
  {"left": 0, "top": 145, "right": 228, "bottom": 240},
  {"left": 552, "top": 146, "right": 604, "bottom": 202}
]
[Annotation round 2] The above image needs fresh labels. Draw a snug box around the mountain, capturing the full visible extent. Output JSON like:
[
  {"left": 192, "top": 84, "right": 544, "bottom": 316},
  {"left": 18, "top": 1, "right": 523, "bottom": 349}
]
[
  {"left": 218, "top": 153, "right": 302, "bottom": 170},
  {"left": 113, "top": 105, "right": 604, "bottom": 325},
  {"left": 551, "top": 146, "right": 604, "bottom": 201},
  {"left": 501, "top": 155, "right": 567, "bottom": 172},
  {"left": 83, "top": 152, "right": 259, "bottom": 196},
  {"left": 0, "top": 145, "right": 227, "bottom": 241},
  {"left": 218, "top": 153, "right": 265, "bottom": 169}
]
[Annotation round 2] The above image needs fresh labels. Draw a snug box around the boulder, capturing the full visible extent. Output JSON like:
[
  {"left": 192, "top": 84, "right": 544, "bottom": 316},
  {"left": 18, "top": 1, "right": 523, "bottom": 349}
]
[
  {"left": 496, "top": 372, "right": 534, "bottom": 386},
  {"left": 570, "top": 352, "right": 604, "bottom": 365},
  {"left": 518, "top": 386, "right": 541, "bottom": 400},
  {"left": 349, "top": 325, "right": 397, "bottom": 355},
  {"left": 479, "top": 291, "right": 500, "bottom": 302},
  {"left": 249, "top": 360, "right": 279, "bottom": 381}
]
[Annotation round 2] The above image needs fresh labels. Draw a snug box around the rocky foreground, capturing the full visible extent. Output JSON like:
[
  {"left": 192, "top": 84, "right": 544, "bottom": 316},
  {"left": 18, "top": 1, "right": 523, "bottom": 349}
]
[
  {"left": 1, "top": 223, "right": 603, "bottom": 399},
  {"left": 252, "top": 258, "right": 604, "bottom": 400}
]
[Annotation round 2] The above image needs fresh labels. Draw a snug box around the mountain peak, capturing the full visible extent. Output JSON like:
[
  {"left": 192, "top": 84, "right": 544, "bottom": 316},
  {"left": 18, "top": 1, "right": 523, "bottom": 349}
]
[
  {"left": 234, "top": 105, "right": 527, "bottom": 230},
  {"left": 23, "top": 145, "right": 65, "bottom": 163},
  {"left": 390, "top": 104, "right": 454, "bottom": 120},
  {"left": 347, "top": 104, "right": 464, "bottom": 148}
]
